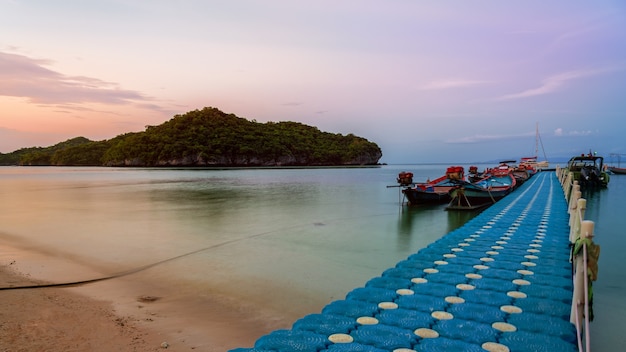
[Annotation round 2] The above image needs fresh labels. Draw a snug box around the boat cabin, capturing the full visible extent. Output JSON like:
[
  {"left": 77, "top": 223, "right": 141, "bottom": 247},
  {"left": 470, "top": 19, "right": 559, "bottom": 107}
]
[
  {"left": 567, "top": 154, "right": 610, "bottom": 188},
  {"left": 567, "top": 155, "right": 604, "bottom": 172}
]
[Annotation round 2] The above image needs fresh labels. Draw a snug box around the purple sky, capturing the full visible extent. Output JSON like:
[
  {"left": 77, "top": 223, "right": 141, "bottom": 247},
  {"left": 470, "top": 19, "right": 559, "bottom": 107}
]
[{"left": 1, "top": 1, "right": 625, "bottom": 163}]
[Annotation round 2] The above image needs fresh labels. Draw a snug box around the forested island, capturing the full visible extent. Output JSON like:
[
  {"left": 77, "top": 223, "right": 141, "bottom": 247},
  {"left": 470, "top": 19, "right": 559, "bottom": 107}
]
[{"left": 0, "top": 107, "right": 382, "bottom": 167}]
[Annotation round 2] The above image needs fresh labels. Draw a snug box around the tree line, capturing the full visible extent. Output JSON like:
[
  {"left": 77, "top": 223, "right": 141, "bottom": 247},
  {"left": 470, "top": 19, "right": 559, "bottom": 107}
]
[{"left": 0, "top": 107, "right": 382, "bottom": 167}]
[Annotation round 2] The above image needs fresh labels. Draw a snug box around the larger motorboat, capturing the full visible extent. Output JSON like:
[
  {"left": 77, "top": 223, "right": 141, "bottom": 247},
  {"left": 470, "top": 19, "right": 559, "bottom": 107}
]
[{"left": 566, "top": 153, "right": 610, "bottom": 188}]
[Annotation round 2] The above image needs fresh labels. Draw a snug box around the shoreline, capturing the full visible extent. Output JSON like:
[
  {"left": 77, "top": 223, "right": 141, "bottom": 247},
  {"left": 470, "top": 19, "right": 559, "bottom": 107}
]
[
  {"left": 0, "top": 241, "right": 291, "bottom": 351},
  {"left": 0, "top": 263, "right": 165, "bottom": 352}
]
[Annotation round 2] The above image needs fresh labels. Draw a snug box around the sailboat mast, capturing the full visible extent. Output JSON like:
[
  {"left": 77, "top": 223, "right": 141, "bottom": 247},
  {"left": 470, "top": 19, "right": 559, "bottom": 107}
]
[
  {"left": 536, "top": 123, "right": 548, "bottom": 162},
  {"left": 535, "top": 122, "right": 539, "bottom": 158}
]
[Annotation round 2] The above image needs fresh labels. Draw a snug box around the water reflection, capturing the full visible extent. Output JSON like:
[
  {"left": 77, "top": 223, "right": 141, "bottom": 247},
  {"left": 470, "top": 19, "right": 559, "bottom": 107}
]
[
  {"left": 446, "top": 209, "right": 481, "bottom": 233},
  {"left": 396, "top": 204, "right": 480, "bottom": 250},
  {"left": 397, "top": 205, "right": 440, "bottom": 239}
]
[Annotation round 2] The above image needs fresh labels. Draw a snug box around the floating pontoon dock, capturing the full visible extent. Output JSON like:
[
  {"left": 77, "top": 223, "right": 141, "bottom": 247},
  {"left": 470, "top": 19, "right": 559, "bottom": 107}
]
[{"left": 230, "top": 171, "right": 582, "bottom": 352}]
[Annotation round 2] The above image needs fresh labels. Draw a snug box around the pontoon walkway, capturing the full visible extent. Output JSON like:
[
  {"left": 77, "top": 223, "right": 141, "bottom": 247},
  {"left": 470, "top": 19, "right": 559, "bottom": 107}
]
[{"left": 230, "top": 171, "right": 577, "bottom": 352}]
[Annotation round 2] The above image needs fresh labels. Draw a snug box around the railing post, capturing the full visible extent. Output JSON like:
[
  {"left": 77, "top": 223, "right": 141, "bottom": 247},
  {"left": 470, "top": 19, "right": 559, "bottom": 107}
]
[
  {"left": 571, "top": 219, "right": 597, "bottom": 352},
  {"left": 581, "top": 220, "right": 594, "bottom": 352},
  {"left": 568, "top": 184, "right": 580, "bottom": 225},
  {"left": 569, "top": 198, "right": 586, "bottom": 244},
  {"left": 564, "top": 175, "right": 574, "bottom": 201}
]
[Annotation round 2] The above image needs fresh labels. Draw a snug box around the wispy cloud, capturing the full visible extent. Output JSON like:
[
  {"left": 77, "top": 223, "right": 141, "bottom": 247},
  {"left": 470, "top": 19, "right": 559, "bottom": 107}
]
[
  {"left": 0, "top": 51, "right": 155, "bottom": 107},
  {"left": 554, "top": 128, "right": 595, "bottom": 137},
  {"left": 496, "top": 67, "right": 618, "bottom": 101},
  {"left": 552, "top": 15, "right": 616, "bottom": 48},
  {"left": 445, "top": 131, "right": 535, "bottom": 144},
  {"left": 419, "top": 79, "right": 490, "bottom": 91}
]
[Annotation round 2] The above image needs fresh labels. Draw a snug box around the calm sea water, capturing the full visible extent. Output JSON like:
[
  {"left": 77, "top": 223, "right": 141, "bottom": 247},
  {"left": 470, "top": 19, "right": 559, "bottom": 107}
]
[
  {"left": 580, "top": 172, "right": 626, "bottom": 350},
  {"left": 0, "top": 165, "right": 623, "bottom": 349}
]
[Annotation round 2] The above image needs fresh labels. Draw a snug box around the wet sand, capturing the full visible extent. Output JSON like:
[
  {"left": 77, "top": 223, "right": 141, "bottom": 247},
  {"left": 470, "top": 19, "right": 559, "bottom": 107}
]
[{"left": 0, "top": 241, "right": 293, "bottom": 352}]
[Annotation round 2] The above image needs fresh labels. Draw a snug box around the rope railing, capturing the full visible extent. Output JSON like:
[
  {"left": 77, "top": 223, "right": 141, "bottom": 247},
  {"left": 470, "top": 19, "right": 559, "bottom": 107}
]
[{"left": 556, "top": 166, "right": 600, "bottom": 352}]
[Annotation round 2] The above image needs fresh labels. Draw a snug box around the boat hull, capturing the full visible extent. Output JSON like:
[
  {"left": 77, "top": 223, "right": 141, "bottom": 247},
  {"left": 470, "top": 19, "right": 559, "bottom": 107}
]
[
  {"left": 446, "top": 186, "right": 511, "bottom": 210},
  {"left": 446, "top": 173, "right": 516, "bottom": 210},
  {"left": 402, "top": 187, "right": 453, "bottom": 205},
  {"left": 608, "top": 166, "right": 626, "bottom": 175},
  {"left": 512, "top": 170, "right": 531, "bottom": 184},
  {"left": 400, "top": 166, "right": 465, "bottom": 205}
]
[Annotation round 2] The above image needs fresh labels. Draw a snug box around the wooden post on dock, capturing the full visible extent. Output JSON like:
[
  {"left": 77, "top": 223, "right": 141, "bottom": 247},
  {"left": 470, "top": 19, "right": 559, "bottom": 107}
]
[
  {"left": 564, "top": 174, "right": 574, "bottom": 201},
  {"left": 571, "top": 220, "right": 596, "bottom": 352},
  {"left": 557, "top": 165, "right": 564, "bottom": 184},
  {"left": 569, "top": 198, "right": 586, "bottom": 244},
  {"left": 568, "top": 184, "right": 580, "bottom": 216},
  {"left": 568, "top": 184, "right": 580, "bottom": 221}
]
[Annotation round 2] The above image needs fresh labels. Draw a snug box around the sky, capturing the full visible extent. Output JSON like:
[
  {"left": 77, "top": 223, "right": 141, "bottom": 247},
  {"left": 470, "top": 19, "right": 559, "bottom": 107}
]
[{"left": 1, "top": 1, "right": 626, "bottom": 164}]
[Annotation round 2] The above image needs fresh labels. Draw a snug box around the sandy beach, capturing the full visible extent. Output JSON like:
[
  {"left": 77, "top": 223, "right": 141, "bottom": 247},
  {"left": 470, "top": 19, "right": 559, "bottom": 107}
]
[
  {"left": 0, "top": 242, "right": 293, "bottom": 352},
  {"left": 0, "top": 264, "right": 165, "bottom": 352}
]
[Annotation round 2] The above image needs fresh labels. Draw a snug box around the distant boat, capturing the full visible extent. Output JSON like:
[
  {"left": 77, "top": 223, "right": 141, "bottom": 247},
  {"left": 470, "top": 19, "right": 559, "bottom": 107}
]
[
  {"left": 446, "top": 166, "right": 517, "bottom": 210},
  {"left": 566, "top": 153, "right": 610, "bottom": 188},
  {"left": 519, "top": 156, "right": 548, "bottom": 173},
  {"left": 497, "top": 159, "right": 532, "bottom": 185},
  {"left": 521, "top": 123, "right": 550, "bottom": 171},
  {"left": 608, "top": 153, "right": 626, "bottom": 175},
  {"left": 400, "top": 166, "right": 465, "bottom": 205},
  {"left": 608, "top": 166, "right": 626, "bottom": 175},
  {"left": 469, "top": 160, "right": 529, "bottom": 185}
]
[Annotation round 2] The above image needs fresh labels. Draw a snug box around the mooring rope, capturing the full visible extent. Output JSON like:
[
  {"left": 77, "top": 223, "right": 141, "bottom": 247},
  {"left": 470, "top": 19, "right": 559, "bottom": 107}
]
[{"left": 1, "top": 212, "right": 401, "bottom": 291}]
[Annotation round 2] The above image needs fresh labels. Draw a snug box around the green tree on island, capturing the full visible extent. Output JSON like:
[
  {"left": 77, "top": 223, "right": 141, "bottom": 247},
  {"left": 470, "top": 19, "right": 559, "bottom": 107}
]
[{"left": 0, "top": 107, "right": 382, "bottom": 167}]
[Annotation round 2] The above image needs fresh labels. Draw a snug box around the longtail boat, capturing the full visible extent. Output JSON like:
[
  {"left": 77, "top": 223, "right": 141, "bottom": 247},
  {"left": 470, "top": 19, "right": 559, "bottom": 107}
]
[
  {"left": 400, "top": 166, "right": 465, "bottom": 205},
  {"left": 446, "top": 165, "right": 517, "bottom": 210}
]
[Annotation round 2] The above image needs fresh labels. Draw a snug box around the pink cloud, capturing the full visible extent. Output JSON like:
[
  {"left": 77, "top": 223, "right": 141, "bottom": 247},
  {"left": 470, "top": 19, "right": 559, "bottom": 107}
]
[{"left": 0, "top": 51, "right": 151, "bottom": 105}]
